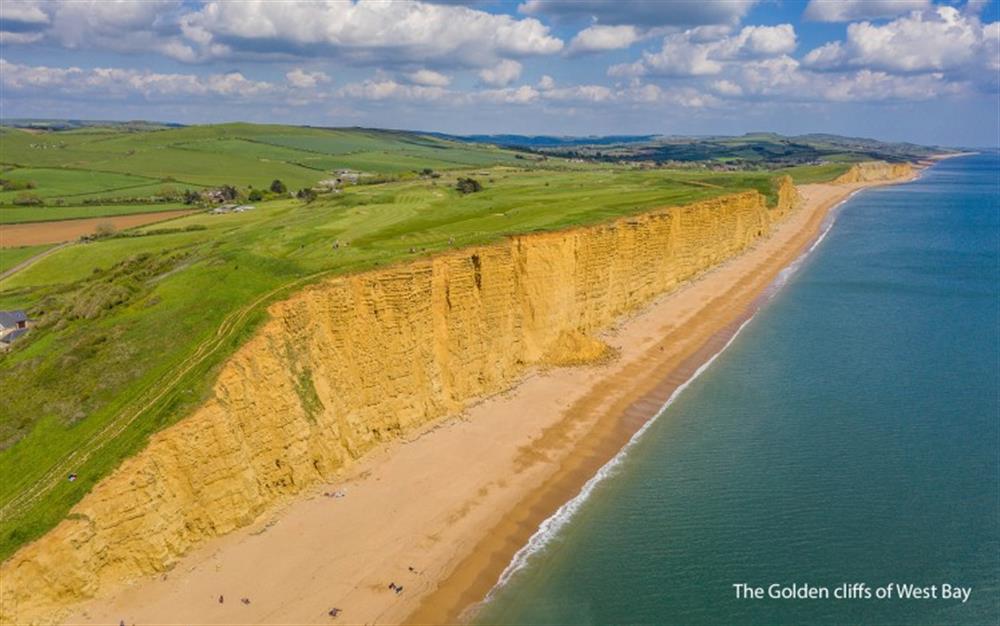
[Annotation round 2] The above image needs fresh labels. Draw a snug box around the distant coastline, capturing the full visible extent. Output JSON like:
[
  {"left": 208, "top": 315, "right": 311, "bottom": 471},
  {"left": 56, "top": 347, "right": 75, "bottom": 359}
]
[
  {"left": 406, "top": 168, "right": 923, "bottom": 626},
  {"left": 53, "top": 165, "right": 921, "bottom": 626}
]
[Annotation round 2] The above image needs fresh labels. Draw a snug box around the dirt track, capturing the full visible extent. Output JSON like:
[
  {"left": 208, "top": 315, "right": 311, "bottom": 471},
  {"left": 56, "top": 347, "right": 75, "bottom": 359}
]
[{"left": 0, "top": 209, "right": 196, "bottom": 247}]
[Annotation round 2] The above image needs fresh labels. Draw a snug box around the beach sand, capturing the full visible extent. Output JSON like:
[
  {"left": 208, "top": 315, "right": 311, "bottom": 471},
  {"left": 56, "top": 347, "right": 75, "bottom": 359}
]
[{"left": 63, "top": 177, "right": 910, "bottom": 626}]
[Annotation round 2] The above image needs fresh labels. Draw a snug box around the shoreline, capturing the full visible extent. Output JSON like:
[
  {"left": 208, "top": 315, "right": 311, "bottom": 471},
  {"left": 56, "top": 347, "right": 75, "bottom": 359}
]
[
  {"left": 405, "top": 174, "right": 919, "bottom": 624},
  {"left": 61, "top": 174, "right": 916, "bottom": 626}
]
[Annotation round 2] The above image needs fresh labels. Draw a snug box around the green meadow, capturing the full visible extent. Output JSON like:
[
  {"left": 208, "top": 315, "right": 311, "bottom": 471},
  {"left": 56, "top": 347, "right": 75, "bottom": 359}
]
[
  {"left": 0, "top": 245, "right": 54, "bottom": 275},
  {"left": 0, "top": 122, "right": 847, "bottom": 560},
  {"left": 0, "top": 203, "right": 188, "bottom": 224}
]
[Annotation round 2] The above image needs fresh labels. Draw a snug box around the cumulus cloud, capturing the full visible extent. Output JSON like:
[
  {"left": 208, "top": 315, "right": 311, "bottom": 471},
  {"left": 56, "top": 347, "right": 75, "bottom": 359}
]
[
  {"left": 519, "top": 0, "right": 757, "bottom": 27},
  {"left": 476, "top": 84, "right": 540, "bottom": 104},
  {"left": 541, "top": 84, "right": 615, "bottom": 102},
  {"left": 567, "top": 25, "right": 641, "bottom": 55},
  {"left": 537, "top": 74, "right": 556, "bottom": 89},
  {"left": 18, "top": 0, "right": 211, "bottom": 62},
  {"left": 711, "top": 79, "right": 744, "bottom": 96},
  {"left": 406, "top": 69, "right": 452, "bottom": 87},
  {"left": 0, "top": 31, "right": 43, "bottom": 44},
  {"left": 338, "top": 78, "right": 450, "bottom": 102},
  {"left": 803, "top": 0, "right": 930, "bottom": 23},
  {"left": 0, "top": 1, "right": 564, "bottom": 69},
  {"left": 478, "top": 59, "right": 523, "bottom": 86},
  {"left": 286, "top": 68, "right": 331, "bottom": 89},
  {"left": 179, "top": 0, "right": 562, "bottom": 66},
  {"left": 802, "top": 6, "right": 996, "bottom": 75},
  {"left": 1, "top": 0, "right": 50, "bottom": 25},
  {"left": 724, "top": 55, "right": 965, "bottom": 102},
  {"left": 610, "top": 23, "right": 795, "bottom": 77},
  {"left": 0, "top": 58, "right": 275, "bottom": 99}
]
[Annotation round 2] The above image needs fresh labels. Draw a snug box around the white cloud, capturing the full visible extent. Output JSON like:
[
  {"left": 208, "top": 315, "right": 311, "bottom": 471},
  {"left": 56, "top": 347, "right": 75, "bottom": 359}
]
[
  {"left": 179, "top": 0, "right": 563, "bottom": 66},
  {"left": 820, "top": 69, "right": 962, "bottom": 102},
  {"left": 542, "top": 84, "right": 615, "bottom": 103},
  {"left": 804, "top": 0, "right": 930, "bottom": 23},
  {"left": 984, "top": 22, "right": 1000, "bottom": 72},
  {"left": 0, "top": 1, "right": 564, "bottom": 69},
  {"left": 286, "top": 68, "right": 331, "bottom": 89},
  {"left": 2, "top": 0, "right": 50, "bottom": 25},
  {"left": 612, "top": 23, "right": 795, "bottom": 77},
  {"left": 339, "top": 78, "right": 450, "bottom": 102},
  {"left": 0, "top": 31, "right": 43, "bottom": 44},
  {"left": 42, "top": 0, "right": 202, "bottom": 61},
  {"left": 725, "top": 55, "right": 965, "bottom": 103},
  {"left": 718, "top": 24, "right": 797, "bottom": 58},
  {"left": 607, "top": 60, "right": 649, "bottom": 79},
  {"left": 537, "top": 74, "right": 556, "bottom": 90},
  {"left": 519, "top": 0, "right": 757, "bottom": 27},
  {"left": 476, "top": 84, "right": 540, "bottom": 104},
  {"left": 615, "top": 82, "right": 720, "bottom": 107},
  {"left": 639, "top": 36, "right": 723, "bottom": 76},
  {"left": 711, "top": 79, "right": 743, "bottom": 96},
  {"left": 406, "top": 69, "right": 452, "bottom": 87},
  {"left": 0, "top": 58, "right": 276, "bottom": 100},
  {"left": 802, "top": 6, "right": 996, "bottom": 74},
  {"left": 478, "top": 59, "right": 523, "bottom": 86},
  {"left": 568, "top": 25, "right": 640, "bottom": 55}
]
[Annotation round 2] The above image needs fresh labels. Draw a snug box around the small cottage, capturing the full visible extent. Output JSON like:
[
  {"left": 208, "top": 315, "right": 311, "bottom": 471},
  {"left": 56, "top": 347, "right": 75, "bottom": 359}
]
[{"left": 0, "top": 310, "right": 29, "bottom": 346}]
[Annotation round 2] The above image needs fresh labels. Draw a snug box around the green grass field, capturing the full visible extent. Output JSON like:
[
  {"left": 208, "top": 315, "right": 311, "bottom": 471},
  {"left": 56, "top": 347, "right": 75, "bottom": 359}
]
[
  {"left": 0, "top": 245, "right": 54, "bottom": 275},
  {"left": 0, "top": 122, "right": 854, "bottom": 561},
  {"left": 0, "top": 168, "right": 163, "bottom": 202},
  {"left": 0, "top": 124, "right": 532, "bottom": 224},
  {"left": 0, "top": 203, "right": 188, "bottom": 224}
]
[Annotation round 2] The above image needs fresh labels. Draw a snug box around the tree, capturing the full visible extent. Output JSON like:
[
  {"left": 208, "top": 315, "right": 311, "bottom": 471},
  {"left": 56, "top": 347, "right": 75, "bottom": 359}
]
[
  {"left": 94, "top": 222, "right": 117, "bottom": 238},
  {"left": 182, "top": 189, "right": 200, "bottom": 205},
  {"left": 220, "top": 185, "right": 239, "bottom": 201},
  {"left": 270, "top": 179, "right": 287, "bottom": 194},
  {"left": 13, "top": 191, "right": 43, "bottom": 206},
  {"left": 296, "top": 188, "right": 317, "bottom": 203},
  {"left": 248, "top": 189, "right": 263, "bottom": 202},
  {"left": 456, "top": 177, "right": 482, "bottom": 194}
]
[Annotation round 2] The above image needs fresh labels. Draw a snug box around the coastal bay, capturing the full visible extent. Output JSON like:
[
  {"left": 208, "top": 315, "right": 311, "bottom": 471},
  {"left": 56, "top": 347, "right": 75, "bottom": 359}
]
[{"left": 61, "top": 171, "right": 918, "bottom": 626}]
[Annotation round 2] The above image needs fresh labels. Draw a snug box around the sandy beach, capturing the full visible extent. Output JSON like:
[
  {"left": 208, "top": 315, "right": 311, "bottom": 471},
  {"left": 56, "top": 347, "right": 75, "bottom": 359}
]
[{"left": 62, "top": 176, "right": 913, "bottom": 626}]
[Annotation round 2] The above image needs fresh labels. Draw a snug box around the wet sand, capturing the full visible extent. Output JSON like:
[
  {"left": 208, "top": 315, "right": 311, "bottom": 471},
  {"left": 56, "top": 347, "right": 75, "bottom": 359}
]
[{"left": 64, "top": 177, "right": 912, "bottom": 626}]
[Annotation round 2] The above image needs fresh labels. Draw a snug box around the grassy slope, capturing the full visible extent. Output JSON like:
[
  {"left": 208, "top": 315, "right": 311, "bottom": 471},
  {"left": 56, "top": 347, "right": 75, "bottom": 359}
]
[
  {"left": 0, "top": 162, "right": 781, "bottom": 559},
  {"left": 0, "top": 124, "right": 527, "bottom": 221},
  {"left": 0, "top": 203, "right": 188, "bottom": 224},
  {"left": 0, "top": 245, "right": 54, "bottom": 275}
]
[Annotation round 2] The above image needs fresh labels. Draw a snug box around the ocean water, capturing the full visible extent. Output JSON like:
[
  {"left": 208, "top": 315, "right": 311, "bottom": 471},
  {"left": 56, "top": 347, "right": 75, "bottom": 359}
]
[{"left": 476, "top": 153, "right": 1000, "bottom": 625}]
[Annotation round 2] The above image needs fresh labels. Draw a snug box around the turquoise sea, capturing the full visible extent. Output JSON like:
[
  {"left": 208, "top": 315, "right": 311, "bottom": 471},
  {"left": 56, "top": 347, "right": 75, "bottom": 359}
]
[{"left": 477, "top": 153, "right": 1000, "bottom": 625}]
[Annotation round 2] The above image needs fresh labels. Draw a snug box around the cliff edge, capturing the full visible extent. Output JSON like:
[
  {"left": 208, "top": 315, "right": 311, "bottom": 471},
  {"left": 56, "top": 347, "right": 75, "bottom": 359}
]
[
  {"left": 1, "top": 176, "right": 823, "bottom": 623},
  {"left": 833, "top": 161, "right": 914, "bottom": 184}
]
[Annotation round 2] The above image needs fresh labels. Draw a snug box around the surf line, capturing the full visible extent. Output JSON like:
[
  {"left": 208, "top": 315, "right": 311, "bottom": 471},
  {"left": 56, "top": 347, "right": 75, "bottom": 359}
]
[{"left": 474, "top": 184, "right": 877, "bottom": 610}]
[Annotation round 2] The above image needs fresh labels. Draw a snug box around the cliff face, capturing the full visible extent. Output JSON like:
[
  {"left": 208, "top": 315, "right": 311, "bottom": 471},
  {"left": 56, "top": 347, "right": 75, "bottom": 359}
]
[
  {"left": 834, "top": 161, "right": 914, "bottom": 184},
  {"left": 1, "top": 179, "right": 800, "bottom": 623}
]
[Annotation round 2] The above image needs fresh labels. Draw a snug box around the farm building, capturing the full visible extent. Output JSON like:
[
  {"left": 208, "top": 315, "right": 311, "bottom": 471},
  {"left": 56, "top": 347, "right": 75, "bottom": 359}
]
[{"left": 0, "top": 310, "right": 30, "bottom": 346}]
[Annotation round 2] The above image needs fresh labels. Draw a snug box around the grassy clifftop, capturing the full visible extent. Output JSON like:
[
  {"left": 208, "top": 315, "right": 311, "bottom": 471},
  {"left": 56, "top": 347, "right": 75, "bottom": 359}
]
[{"left": 0, "top": 124, "right": 802, "bottom": 560}]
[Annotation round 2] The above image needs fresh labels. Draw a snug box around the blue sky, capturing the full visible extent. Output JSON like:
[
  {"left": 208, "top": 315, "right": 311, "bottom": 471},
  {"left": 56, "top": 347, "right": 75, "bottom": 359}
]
[{"left": 2, "top": 0, "right": 998, "bottom": 146}]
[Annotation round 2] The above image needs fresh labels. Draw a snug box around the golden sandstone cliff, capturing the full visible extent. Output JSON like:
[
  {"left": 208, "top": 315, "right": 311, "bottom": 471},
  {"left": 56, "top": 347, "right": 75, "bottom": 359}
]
[
  {"left": 834, "top": 161, "right": 913, "bottom": 184},
  {"left": 1, "top": 175, "right": 827, "bottom": 623}
]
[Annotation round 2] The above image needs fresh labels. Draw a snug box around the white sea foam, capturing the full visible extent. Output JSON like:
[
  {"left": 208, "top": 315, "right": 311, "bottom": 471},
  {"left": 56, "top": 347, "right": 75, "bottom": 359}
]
[{"left": 476, "top": 187, "right": 873, "bottom": 610}]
